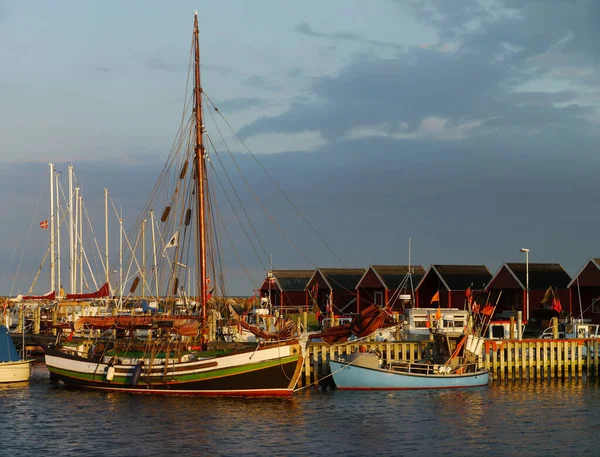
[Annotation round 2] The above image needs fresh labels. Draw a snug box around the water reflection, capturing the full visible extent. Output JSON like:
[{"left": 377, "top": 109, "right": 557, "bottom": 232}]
[{"left": 2, "top": 366, "right": 600, "bottom": 456}]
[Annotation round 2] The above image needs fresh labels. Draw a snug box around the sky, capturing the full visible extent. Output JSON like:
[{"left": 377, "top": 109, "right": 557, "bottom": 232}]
[{"left": 0, "top": 0, "right": 599, "bottom": 296}]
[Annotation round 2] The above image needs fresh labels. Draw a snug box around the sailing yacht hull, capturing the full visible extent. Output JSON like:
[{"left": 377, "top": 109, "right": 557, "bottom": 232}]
[{"left": 44, "top": 343, "right": 303, "bottom": 396}]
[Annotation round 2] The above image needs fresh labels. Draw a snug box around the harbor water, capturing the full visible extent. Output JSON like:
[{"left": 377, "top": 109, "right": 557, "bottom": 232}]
[{"left": 2, "top": 363, "right": 599, "bottom": 456}]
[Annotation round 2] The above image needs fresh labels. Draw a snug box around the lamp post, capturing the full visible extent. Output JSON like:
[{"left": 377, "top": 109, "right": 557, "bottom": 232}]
[{"left": 520, "top": 248, "right": 529, "bottom": 321}]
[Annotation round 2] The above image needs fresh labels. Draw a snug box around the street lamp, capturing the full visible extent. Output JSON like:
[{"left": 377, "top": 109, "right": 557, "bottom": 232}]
[{"left": 520, "top": 248, "right": 529, "bottom": 321}]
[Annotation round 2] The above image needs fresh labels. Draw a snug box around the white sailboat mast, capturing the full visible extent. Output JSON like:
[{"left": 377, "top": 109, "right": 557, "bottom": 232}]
[
  {"left": 78, "top": 192, "right": 83, "bottom": 294},
  {"left": 150, "top": 210, "right": 159, "bottom": 299},
  {"left": 55, "top": 170, "right": 61, "bottom": 297},
  {"left": 119, "top": 212, "right": 123, "bottom": 299},
  {"left": 104, "top": 188, "right": 109, "bottom": 286},
  {"left": 68, "top": 165, "right": 74, "bottom": 294},
  {"left": 74, "top": 187, "right": 79, "bottom": 293},
  {"left": 49, "top": 162, "right": 56, "bottom": 294},
  {"left": 141, "top": 218, "right": 146, "bottom": 298}
]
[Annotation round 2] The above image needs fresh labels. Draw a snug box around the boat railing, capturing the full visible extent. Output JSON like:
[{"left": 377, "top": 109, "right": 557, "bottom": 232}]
[{"left": 389, "top": 360, "right": 478, "bottom": 375}]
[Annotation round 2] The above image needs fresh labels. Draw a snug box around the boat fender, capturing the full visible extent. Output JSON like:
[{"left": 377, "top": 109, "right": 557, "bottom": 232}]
[
  {"left": 106, "top": 364, "right": 116, "bottom": 382},
  {"left": 130, "top": 362, "right": 143, "bottom": 386}
]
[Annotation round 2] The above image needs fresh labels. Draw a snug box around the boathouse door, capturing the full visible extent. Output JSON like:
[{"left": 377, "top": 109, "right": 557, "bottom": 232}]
[{"left": 374, "top": 291, "right": 383, "bottom": 307}]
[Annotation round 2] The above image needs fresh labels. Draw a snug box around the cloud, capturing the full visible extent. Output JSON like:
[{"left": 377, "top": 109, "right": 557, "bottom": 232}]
[
  {"left": 242, "top": 75, "right": 282, "bottom": 92},
  {"left": 243, "top": 130, "right": 326, "bottom": 155},
  {"left": 216, "top": 97, "right": 264, "bottom": 113},
  {"left": 145, "top": 56, "right": 183, "bottom": 72},
  {"left": 92, "top": 65, "right": 112, "bottom": 74},
  {"left": 295, "top": 22, "right": 403, "bottom": 50},
  {"left": 202, "top": 64, "right": 233, "bottom": 77},
  {"left": 288, "top": 67, "right": 304, "bottom": 78},
  {"left": 239, "top": 1, "right": 598, "bottom": 146},
  {"left": 0, "top": 0, "right": 9, "bottom": 26}
]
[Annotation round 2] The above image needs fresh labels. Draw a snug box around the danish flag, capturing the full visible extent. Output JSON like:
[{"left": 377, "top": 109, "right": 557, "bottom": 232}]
[{"left": 39, "top": 220, "right": 49, "bottom": 229}]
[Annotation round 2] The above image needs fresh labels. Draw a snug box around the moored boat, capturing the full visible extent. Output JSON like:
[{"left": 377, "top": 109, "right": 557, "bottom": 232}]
[
  {"left": 329, "top": 333, "right": 489, "bottom": 390},
  {"left": 328, "top": 292, "right": 499, "bottom": 390},
  {"left": 44, "top": 338, "right": 302, "bottom": 396},
  {"left": 43, "top": 12, "right": 305, "bottom": 396},
  {"left": 1, "top": 325, "right": 34, "bottom": 383}
]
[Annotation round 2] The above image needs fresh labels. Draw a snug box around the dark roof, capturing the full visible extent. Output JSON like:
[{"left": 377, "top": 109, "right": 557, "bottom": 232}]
[
  {"left": 506, "top": 263, "right": 571, "bottom": 289},
  {"left": 432, "top": 265, "right": 492, "bottom": 290},
  {"left": 372, "top": 265, "right": 426, "bottom": 290},
  {"left": 271, "top": 270, "right": 313, "bottom": 291},
  {"left": 319, "top": 268, "right": 365, "bottom": 291}
]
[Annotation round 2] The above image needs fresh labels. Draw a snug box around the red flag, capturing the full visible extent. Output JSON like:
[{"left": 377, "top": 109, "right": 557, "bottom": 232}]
[
  {"left": 465, "top": 287, "right": 473, "bottom": 307},
  {"left": 552, "top": 297, "right": 562, "bottom": 313},
  {"left": 481, "top": 305, "right": 494, "bottom": 316},
  {"left": 430, "top": 291, "right": 440, "bottom": 304},
  {"left": 39, "top": 220, "right": 49, "bottom": 229}
]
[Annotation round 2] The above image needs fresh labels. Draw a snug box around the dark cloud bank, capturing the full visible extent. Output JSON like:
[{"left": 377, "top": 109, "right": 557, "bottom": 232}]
[{"left": 2, "top": 1, "right": 599, "bottom": 294}]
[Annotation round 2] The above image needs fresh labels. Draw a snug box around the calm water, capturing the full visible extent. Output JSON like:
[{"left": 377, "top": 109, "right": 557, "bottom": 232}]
[{"left": 1, "top": 363, "right": 600, "bottom": 456}]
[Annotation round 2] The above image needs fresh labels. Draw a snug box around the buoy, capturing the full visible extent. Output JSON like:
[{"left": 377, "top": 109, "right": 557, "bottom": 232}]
[
  {"left": 130, "top": 362, "right": 143, "bottom": 386},
  {"left": 106, "top": 365, "right": 116, "bottom": 382}
]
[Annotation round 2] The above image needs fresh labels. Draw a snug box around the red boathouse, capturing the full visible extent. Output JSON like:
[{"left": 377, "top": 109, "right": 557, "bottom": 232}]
[
  {"left": 416, "top": 265, "right": 492, "bottom": 308},
  {"left": 355, "top": 265, "right": 426, "bottom": 312},
  {"left": 258, "top": 270, "right": 314, "bottom": 313},
  {"left": 568, "top": 258, "right": 600, "bottom": 324},
  {"left": 485, "top": 263, "right": 571, "bottom": 322}
]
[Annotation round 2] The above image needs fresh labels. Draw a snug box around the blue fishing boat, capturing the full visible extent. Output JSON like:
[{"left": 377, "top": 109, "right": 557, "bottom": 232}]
[
  {"left": 329, "top": 349, "right": 489, "bottom": 390},
  {"left": 0, "top": 325, "right": 34, "bottom": 383},
  {"left": 329, "top": 293, "right": 500, "bottom": 390}
]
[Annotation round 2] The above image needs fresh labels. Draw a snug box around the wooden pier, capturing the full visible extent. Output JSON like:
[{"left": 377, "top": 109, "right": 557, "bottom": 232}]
[{"left": 298, "top": 338, "right": 600, "bottom": 388}]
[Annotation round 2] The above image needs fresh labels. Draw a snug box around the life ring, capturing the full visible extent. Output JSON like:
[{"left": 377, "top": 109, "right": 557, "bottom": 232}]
[{"left": 359, "top": 345, "right": 366, "bottom": 353}]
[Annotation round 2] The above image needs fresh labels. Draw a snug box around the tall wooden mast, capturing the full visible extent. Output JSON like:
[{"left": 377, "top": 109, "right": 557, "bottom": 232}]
[{"left": 193, "top": 12, "right": 207, "bottom": 322}]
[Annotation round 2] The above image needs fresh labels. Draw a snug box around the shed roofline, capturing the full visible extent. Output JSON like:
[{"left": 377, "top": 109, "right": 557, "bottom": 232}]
[
  {"left": 355, "top": 265, "right": 392, "bottom": 290},
  {"left": 430, "top": 265, "right": 451, "bottom": 291},
  {"left": 356, "top": 265, "right": 374, "bottom": 290},
  {"left": 414, "top": 265, "right": 431, "bottom": 291},
  {"left": 567, "top": 258, "right": 600, "bottom": 288},
  {"left": 306, "top": 268, "right": 333, "bottom": 291},
  {"left": 259, "top": 273, "right": 280, "bottom": 292},
  {"left": 371, "top": 267, "right": 388, "bottom": 289},
  {"left": 486, "top": 263, "right": 525, "bottom": 291}
]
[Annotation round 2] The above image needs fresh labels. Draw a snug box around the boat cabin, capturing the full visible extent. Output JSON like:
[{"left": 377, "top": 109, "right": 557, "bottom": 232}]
[{"left": 400, "top": 307, "right": 469, "bottom": 341}]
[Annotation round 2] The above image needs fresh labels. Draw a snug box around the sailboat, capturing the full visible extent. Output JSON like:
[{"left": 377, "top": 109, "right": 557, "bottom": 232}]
[
  {"left": 1, "top": 324, "right": 34, "bottom": 383},
  {"left": 43, "top": 12, "right": 304, "bottom": 396}
]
